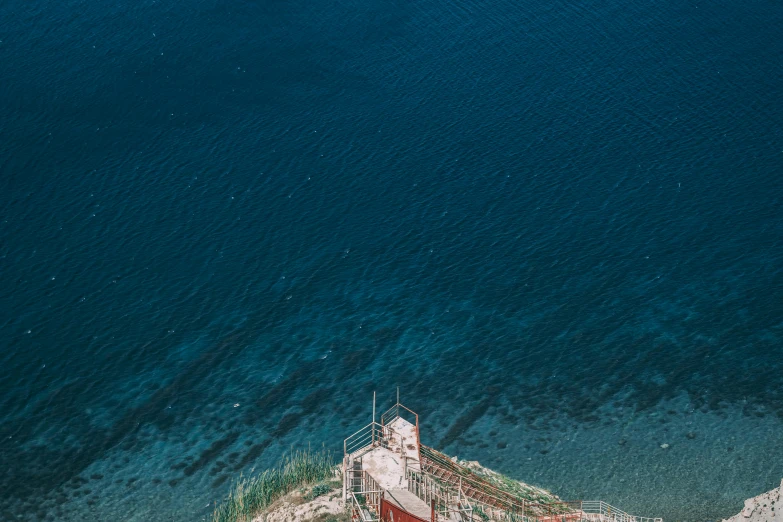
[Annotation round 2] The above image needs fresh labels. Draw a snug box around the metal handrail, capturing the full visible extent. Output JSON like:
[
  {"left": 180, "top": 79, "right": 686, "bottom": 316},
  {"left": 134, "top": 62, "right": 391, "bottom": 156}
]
[
  {"left": 350, "top": 491, "right": 381, "bottom": 522},
  {"left": 344, "top": 422, "right": 384, "bottom": 456},
  {"left": 380, "top": 403, "right": 399, "bottom": 426},
  {"left": 579, "top": 501, "right": 662, "bottom": 522},
  {"left": 418, "top": 446, "right": 664, "bottom": 522},
  {"left": 381, "top": 401, "right": 422, "bottom": 468},
  {"left": 346, "top": 396, "right": 662, "bottom": 522},
  {"left": 347, "top": 470, "right": 384, "bottom": 522},
  {"left": 420, "top": 444, "right": 575, "bottom": 517},
  {"left": 381, "top": 402, "right": 419, "bottom": 429},
  {"left": 406, "top": 468, "right": 474, "bottom": 522}
]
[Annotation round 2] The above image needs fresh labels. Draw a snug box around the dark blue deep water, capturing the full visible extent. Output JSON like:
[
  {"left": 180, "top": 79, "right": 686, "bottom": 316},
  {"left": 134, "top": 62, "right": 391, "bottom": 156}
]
[{"left": 1, "top": 0, "right": 782, "bottom": 520}]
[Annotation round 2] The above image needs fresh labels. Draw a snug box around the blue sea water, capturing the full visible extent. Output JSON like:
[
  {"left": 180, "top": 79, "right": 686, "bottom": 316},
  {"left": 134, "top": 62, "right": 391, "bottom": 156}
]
[{"left": 1, "top": 0, "right": 783, "bottom": 520}]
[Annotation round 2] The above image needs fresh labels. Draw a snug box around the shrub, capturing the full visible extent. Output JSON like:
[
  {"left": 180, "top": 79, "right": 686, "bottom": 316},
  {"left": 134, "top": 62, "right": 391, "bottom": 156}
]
[
  {"left": 212, "top": 448, "right": 337, "bottom": 522},
  {"left": 309, "top": 483, "right": 333, "bottom": 500}
]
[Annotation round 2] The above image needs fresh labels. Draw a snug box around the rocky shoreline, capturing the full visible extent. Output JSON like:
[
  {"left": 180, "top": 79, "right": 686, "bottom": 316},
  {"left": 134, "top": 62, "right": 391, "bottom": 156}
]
[
  {"left": 722, "top": 479, "right": 782, "bottom": 522},
  {"left": 245, "top": 456, "right": 563, "bottom": 522},
  {"left": 252, "top": 483, "right": 346, "bottom": 522},
  {"left": 221, "top": 451, "right": 782, "bottom": 522}
]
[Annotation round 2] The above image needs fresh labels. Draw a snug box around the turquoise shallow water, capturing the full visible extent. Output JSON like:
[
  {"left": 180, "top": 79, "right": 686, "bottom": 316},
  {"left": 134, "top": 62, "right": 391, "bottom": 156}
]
[{"left": 1, "top": 0, "right": 782, "bottom": 520}]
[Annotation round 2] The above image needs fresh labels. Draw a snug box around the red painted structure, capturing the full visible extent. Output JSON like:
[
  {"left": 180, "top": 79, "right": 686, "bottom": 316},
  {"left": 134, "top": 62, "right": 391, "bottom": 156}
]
[{"left": 379, "top": 497, "right": 431, "bottom": 522}]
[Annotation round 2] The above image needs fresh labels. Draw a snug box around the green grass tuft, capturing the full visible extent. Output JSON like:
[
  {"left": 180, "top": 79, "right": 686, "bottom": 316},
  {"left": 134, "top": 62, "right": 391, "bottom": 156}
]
[
  {"left": 308, "top": 482, "right": 334, "bottom": 501},
  {"left": 211, "top": 448, "right": 337, "bottom": 522}
]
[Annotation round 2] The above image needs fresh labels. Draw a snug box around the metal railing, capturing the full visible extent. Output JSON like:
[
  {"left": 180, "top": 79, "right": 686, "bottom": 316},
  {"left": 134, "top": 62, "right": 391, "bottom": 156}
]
[
  {"left": 407, "top": 468, "right": 474, "bottom": 522},
  {"left": 347, "top": 470, "right": 383, "bottom": 522},
  {"left": 418, "top": 446, "right": 664, "bottom": 522},
  {"left": 343, "top": 421, "right": 384, "bottom": 504},
  {"left": 344, "top": 422, "right": 384, "bottom": 457},
  {"left": 420, "top": 444, "right": 576, "bottom": 519},
  {"left": 343, "top": 395, "right": 662, "bottom": 522},
  {"left": 343, "top": 400, "right": 420, "bottom": 461},
  {"left": 381, "top": 402, "right": 419, "bottom": 428},
  {"left": 578, "top": 501, "right": 662, "bottom": 522},
  {"left": 381, "top": 401, "right": 422, "bottom": 466}
]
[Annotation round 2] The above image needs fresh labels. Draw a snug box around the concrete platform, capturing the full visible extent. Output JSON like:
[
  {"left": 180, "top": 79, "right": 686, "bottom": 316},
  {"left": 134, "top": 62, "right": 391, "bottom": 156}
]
[
  {"left": 385, "top": 488, "right": 432, "bottom": 520},
  {"left": 385, "top": 417, "right": 421, "bottom": 473},
  {"left": 360, "top": 417, "right": 422, "bottom": 490},
  {"left": 362, "top": 446, "right": 407, "bottom": 490}
]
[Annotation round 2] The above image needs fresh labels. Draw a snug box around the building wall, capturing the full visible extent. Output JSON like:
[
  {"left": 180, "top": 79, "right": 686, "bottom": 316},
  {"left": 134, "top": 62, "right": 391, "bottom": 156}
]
[{"left": 380, "top": 498, "right": 431, "bottom": 522}]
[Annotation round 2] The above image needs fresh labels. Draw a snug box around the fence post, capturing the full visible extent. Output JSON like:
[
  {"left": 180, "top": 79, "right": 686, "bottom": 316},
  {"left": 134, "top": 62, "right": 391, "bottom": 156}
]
[
  {"left": 342, "top": 455, "right": 347, "bottom": 502},
  {"left": 372, "top": 392, "right": 376, "bottom": 445}
]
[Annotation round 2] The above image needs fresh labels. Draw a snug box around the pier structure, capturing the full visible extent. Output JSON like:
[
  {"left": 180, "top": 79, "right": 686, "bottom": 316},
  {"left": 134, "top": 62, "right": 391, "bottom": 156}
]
[{"left": 343, "top": 392, "right": 663, "bottom": 522}]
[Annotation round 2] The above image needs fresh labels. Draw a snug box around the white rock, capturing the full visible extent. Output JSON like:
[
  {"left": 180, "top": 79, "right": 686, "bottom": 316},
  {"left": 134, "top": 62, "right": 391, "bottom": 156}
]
[{"left": 723, "top": 478, "right": 783, "bottom": 522}]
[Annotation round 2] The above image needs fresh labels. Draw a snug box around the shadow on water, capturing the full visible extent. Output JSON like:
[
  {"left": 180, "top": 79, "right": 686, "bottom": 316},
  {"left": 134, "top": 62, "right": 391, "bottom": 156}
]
[
  {"left": 3, "top": 283, "right": 782, "bottom": 519},
  {"left": 0, "top": 331, "right": 248, "bottom": 511}
]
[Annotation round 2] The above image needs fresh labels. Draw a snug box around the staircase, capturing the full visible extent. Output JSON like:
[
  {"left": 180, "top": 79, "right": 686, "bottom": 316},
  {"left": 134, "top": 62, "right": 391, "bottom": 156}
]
[
  {"left": 343, "top": 396, "right": 662, "bottom": 522},
  {"left": 420, "top": 445, "right": 574, "bottom": 519},
  {"left": 344, "top": 401, "right": 433, "bottom": 521}
]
